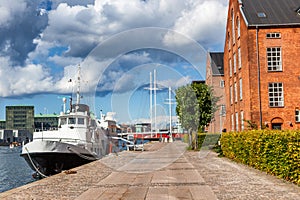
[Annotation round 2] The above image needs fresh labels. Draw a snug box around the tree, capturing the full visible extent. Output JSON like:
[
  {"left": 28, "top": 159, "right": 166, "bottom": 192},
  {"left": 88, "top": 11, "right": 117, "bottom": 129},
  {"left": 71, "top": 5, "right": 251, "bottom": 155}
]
[
  {"left": 191, "top": 82, "right": 220, "bottom": 132},
  {"left": 175, "top": 82, "right": 219, "bottom": 149}
]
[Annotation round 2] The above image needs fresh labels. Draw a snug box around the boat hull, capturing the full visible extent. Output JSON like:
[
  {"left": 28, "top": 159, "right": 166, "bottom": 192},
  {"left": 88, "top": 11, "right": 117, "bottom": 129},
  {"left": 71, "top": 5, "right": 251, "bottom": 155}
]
[{"left": 20, "top": 140, "right": 98, "bottom": 176}]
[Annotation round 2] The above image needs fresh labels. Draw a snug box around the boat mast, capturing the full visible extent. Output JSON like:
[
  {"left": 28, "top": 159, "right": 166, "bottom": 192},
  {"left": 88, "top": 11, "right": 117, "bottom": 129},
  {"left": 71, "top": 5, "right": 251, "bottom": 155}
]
[{"left": 76, "top": 64, "right": 81, "bottom": 105}]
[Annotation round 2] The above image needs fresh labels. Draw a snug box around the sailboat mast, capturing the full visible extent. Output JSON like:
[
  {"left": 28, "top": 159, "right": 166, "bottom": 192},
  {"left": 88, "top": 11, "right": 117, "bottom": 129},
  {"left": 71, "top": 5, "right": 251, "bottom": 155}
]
[
  {"left": 149, "top": 72, "right": 153, "bottom": 137},
  {"left": 169, "top": 87, "right": 172, "bottom": 134},
  {"left": 154, "top": 69, "right": 157, "bottom": 136}
]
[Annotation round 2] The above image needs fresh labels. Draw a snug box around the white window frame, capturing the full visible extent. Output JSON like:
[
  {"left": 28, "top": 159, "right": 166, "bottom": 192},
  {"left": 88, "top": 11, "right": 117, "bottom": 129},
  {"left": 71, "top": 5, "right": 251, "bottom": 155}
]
[
  {"left": 231, "top": 114, "right": 234, "bottom": 131},
  {"left": 241, "top": 111, "right": 244, "bottom": 131},
  {"left": 221, "top": 105, "right": 226, "bottom": 116},
  {"left": 237, "top": 16, "right": 240, "bottom": 38},
  {"left": 235, "top": 112, "right": 239, "bottom": 131},
  {"left": 230, "top": 85, "right": 233, "bottom": 105},
  {"left": 268, "top": 82, "right": 284, "bottom": 107},
  {"left": 234, "top": 82, "right": 237, "bottom": 102},
  {"left": 229, "top": 58, "right": 232, "bottom": 77},
  {"left": 266, "top": 32, "right": 281, "bottom": 39},
  {"left": 238, "top": 47, "right": 241, "bottom": 69},
  {"left": 220, "top": 80, "right": 225, "bottom": 88},
  {"left": 231, "top": 9, "right": 235, "bottom": 43},
  {"left": 228, "top": 32, "right": 231, "bottom": 50},
  {"left": 267, "top": 47, "right": 282, "bottom": 71},
  {"left": 239, "top": 78, "right": 243, "bottom": 100},
  {"left": 233, "top": 53, "right": 237, "bottom": 73},
  {"left": 296, "top": 110, "right": 300, "bottom": 122}
]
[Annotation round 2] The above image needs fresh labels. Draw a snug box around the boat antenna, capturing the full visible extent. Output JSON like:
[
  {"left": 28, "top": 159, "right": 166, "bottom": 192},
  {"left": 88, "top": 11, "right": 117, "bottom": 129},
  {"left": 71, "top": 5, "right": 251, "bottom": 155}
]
[{"left": 76, "top": 64, "right": 81, "bottom": 105}]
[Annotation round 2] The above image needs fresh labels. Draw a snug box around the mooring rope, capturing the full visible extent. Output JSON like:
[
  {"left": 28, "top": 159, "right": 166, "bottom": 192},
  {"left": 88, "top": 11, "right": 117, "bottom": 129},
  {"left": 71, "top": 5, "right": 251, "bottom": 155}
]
[
  {"left": 25, "top": 147, "right": 48, "bottom": 178},
  {"left": 67, "top": 146, "right": 98, "bottom": 161}
]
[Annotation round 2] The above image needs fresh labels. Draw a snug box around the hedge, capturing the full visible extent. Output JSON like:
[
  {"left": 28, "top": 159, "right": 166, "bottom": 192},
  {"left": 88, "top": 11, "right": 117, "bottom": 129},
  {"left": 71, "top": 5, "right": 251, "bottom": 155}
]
[{"left": 220, "top": 130, "right": 300, "bottom": 185}]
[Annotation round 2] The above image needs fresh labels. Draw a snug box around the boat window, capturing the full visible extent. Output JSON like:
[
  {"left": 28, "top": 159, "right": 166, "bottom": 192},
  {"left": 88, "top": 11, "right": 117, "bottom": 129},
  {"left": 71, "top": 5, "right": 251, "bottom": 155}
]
[
  {"left": 60, "top": 118, "right": 67, "bottom": 125},
  {"left": 78, "top": 118, "right": 85, "bottom": 125},
  {"left": 68, "top": 117, "right": 76, "bottom": 124}
]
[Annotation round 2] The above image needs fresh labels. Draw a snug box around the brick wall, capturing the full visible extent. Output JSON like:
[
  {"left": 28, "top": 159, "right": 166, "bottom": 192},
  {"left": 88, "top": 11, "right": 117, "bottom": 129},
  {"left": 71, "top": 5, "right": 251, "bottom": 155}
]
[{"left": 224, "top": 0, "right": 300, "bottom": 131}]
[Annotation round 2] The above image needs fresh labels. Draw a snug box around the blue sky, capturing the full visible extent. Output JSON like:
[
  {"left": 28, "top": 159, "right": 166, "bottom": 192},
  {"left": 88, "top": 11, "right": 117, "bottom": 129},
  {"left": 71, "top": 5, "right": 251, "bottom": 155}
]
[{"left": 0, "top": 0, "right": 228, "bottom": 124}]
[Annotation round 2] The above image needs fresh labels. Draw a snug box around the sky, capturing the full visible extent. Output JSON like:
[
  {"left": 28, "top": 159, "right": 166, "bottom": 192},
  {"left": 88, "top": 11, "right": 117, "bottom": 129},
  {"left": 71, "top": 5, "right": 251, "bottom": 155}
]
[{"left": 0, "top": 0, "right": 228, "bottom": 126}]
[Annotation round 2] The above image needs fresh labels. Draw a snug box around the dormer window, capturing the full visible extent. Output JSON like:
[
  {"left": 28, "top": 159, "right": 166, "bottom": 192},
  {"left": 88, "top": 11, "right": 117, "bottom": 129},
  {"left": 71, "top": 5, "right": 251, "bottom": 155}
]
[
  {"left": 296, "top": 7, "right": 300, "bottom": 15},
  {"left": 257, "top": 12, "right": 266, "bottom": 18}
]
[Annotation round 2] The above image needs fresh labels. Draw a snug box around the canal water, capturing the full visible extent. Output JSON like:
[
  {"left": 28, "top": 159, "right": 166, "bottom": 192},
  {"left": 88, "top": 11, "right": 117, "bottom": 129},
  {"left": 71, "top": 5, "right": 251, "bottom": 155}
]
[
  {"left": 0, "top": 146, "right": 35, "bottom": 193},
  {"left": 0, "top": 139, "right": 148, "bottom": 193}
]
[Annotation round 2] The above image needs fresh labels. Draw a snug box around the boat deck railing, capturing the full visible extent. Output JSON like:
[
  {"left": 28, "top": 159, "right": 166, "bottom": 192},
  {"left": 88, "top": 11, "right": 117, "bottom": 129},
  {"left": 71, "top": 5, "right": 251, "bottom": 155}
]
[{"left": 35, "top": 127, "right": 59, "bottom": 132}]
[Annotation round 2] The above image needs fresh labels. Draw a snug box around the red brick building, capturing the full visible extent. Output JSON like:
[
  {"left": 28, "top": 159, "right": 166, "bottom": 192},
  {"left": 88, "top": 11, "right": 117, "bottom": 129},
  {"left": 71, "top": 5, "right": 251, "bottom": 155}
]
[
  {"left": 224, "top": 0, "right": 300, "bottom": 130},
  {"left": 205, "top": 52, "right": 226, "bottom": 133}
]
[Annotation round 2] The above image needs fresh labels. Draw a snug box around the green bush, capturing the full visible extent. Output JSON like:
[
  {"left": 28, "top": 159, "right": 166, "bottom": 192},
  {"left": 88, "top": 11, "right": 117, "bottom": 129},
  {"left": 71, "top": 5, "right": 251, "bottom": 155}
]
[{"left": 220, "top": 130, "right": 300, "bottom": 185}]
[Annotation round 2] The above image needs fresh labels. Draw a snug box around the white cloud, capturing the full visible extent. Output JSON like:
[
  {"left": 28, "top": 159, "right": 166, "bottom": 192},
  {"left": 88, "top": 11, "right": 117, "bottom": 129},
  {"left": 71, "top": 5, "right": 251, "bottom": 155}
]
[
  {"left": 0, "top": 0, "right": 228, "bottom": 98},
  {"left": 157, "top": 76, "right": 191, "bottom": 89},
  {"left": 0, "top": 57, "right": 54, "bottom": 97},
  {"left": 0, "top": 0, "right": 27, "bottom": 27},
  {"left": 164, "top": 0, "right": 227, "bottom": 47}
]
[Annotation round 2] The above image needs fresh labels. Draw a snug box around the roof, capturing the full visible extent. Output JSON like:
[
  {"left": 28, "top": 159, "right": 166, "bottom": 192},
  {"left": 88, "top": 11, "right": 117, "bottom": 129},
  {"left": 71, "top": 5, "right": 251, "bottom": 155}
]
[
  {"left": 34, "top": 114, "right": 58, "bottom": 118},
  {"left": 209, "top": 52, "right": 224, "bottom": 75},
  {"left": 6, "top": 105, "right": 34, "bottom": 108},
  {"left": 241, "top": 0, "right": 300, "bottom": 27}
]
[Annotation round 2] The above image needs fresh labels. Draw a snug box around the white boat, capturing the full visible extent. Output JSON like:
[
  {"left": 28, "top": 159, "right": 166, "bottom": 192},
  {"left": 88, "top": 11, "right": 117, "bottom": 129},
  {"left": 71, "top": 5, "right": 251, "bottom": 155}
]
[{"left": 20, "top": 66, "right": 116, "bottom": 177}]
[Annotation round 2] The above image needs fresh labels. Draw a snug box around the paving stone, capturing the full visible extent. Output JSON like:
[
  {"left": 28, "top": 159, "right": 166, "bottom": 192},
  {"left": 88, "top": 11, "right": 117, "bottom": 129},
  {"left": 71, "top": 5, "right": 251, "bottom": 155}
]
[{"left": 0, "top": 141, "right": 299, "bottom": 200}]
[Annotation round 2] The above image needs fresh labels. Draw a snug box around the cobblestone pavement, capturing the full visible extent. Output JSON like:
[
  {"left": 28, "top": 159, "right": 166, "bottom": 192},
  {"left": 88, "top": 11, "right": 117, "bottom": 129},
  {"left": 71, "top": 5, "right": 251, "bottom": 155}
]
[
  {"left": 0, "top": 141, "right": 299, "bottom": 200},
  {"left": 185, "top": 150, "right": 300, "bottom": 200}
]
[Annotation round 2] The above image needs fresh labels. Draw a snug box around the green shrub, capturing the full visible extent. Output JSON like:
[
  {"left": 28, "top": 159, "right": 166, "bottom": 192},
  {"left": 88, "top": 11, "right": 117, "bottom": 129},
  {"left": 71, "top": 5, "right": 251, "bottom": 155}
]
[{"left": 220, "top": 130, "right": 300, "bottom": 185}]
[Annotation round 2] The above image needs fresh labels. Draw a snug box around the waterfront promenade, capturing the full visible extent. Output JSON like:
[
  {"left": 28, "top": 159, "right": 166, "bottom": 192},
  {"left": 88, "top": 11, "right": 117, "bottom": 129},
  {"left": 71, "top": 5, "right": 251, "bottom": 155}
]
[{"left": 0, "top": 141, "right": 299, "bottom": 199}]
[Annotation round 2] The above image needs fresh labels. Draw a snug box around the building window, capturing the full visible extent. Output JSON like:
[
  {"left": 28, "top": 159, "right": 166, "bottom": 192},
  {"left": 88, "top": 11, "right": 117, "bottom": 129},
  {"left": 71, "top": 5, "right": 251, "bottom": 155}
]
[
  {"left": 268, "top": 82, "right": 284, "bottom": 107},
  {"left": 233, "top": 53, "right": 237, "bottom": 73},
  {"left": 238, "top": 47, "right": 241, "bottom": 69},
  {"left": 231, "top": 114, "right": 234, "bottom": 131},
  {"left": 234, "top": 82, "right": 237, "bottom": 102},
  {"left": 239, "top": 78, "right": 243, "bottom": 100},
  {"left": 231, "top": 9, "right": 235, "bottom": 44},
  {"left": 230, "top": 85, "right": 233, "bottom": 105},
  {"left": 235, "top": 112, "right": 239, "bottom": 131},
  {"left": 237, "top": 16, "right": 240, "bottom": 38},
  {"left": 229, "top": 58, "right": 232, "bottom": 77},
  {"left": 228, "top": 32, "right": 231, "bottom": 50},
  {"left": 220, "top": 80, "right": 225, "bottom": 88},
  {"left": 257, "top": 12, "right": 266, "bottom": 18},
  {"left": 267, "top": 47, "right": 282, "bottom": 71},
  {"left": 296, "top": 110, "right": 300, "bottom": 122},
  {"left": 297, "top": 7, "right": 300, "bottom": 15},
  {"left": 241, "top": 111, "right": 244, "bottom": 131},
  {"left": 221, "top": 105, "right": 226, "bottom": 116},
  {"left": 266, "top": 33, "right": 281, "bottom": 39}
]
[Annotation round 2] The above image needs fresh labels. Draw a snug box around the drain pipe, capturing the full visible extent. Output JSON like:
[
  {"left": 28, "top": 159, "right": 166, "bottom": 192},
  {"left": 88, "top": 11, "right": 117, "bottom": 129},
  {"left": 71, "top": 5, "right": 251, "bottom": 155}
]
[{"left": 256, "top": 26, "right": 263, "bottom": 129}]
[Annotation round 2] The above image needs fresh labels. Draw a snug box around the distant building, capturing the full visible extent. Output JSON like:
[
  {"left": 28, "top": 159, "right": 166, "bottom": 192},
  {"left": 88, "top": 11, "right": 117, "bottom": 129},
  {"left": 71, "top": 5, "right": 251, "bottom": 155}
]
[
  {"left": 0, "top": 120, "right": 5, "bottom": 129},
  {"left": 34, "top": 114, "right": 59, "bottom": 131},
  {"left": 205, "top": 52, "right": 226, "bottom": 133},
  {"left": 0, "top": 129, "right": 32, "bottom": 145},
  {"left": 0, "top": 106, "right": 59, "bottom": 145},
  {"left": 6, "top": 105, "right": 34, "bottom": 133},
  {"left": 135, "top": 123, "right": 151, "bottom": 133},
  {"left": 224, "top": 0, "right": 300, "bottom": 130}
]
